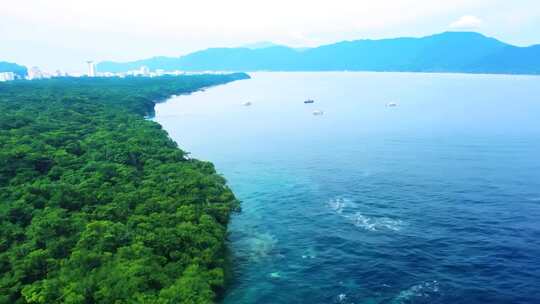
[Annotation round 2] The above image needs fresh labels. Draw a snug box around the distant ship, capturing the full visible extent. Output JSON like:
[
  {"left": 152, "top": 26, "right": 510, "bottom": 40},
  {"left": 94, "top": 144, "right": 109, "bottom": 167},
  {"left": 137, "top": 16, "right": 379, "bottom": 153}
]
[
  {"left": 312, "top": 110, "right": 324, "bottom": 116},
  {"left": 242, "top": 101, "right": 252, "bottom": 106},
  {"left": 304, "top": 99, "right": 315, "bottom": 104},
  {"left": 386, "top": 102, "right": 398, "bottom": 107}
]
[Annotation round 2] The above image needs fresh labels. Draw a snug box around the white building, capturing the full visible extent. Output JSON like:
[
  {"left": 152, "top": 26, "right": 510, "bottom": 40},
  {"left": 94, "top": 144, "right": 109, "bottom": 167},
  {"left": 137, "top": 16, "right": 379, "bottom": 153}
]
[
  {"left": 0, "top": 72, "right": 16, "bottom": 82},
  {"left": 27, "top": 67, "right": 44, "bottom": 80},
  {"left": 87, "top": 61, "right": 96, "bottom": 77},
  {"left": 54, "top": 70, "right": 67, "bottom": 77},
  {"left": 140, "top": 66, "right": 150, "bottom": 76}
]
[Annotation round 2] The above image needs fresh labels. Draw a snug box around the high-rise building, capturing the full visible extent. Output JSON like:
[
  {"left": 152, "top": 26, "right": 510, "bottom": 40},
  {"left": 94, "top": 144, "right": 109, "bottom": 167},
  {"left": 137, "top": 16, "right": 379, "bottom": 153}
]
[
  {"left": 27, "top": 67, "right": 43, "bottom": 80},
  {"left": 87, "top": 61, "right": 96, "bottom": 77},
  {"left": 140, "top": 66, "right": 150, "bottom": 76},
  {"left": 54, "top": 70, "right": 66, "bottom": 77},
  {"left": 0, "top": 72, "right": 15, "bottom": 82}
]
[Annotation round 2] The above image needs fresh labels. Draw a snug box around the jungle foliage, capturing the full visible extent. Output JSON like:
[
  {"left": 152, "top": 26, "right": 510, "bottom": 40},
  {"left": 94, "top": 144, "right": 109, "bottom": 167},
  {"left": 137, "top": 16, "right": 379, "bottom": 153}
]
[{"left": 0, "top": 73, "right": 249, "bottom": 303}]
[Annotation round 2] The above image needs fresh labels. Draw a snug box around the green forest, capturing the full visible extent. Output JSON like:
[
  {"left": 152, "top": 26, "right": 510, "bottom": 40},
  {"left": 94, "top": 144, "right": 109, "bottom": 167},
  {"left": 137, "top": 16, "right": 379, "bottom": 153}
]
[{"left": 0, "top": 73, "right": 249, "bottom": 304}]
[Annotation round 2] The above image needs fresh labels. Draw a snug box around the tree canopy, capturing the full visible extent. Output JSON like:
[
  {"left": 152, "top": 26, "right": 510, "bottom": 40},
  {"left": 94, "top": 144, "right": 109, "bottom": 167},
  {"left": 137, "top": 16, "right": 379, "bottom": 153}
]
[{"left": 0, "top": 73, "right": 249, "bottom": 303}]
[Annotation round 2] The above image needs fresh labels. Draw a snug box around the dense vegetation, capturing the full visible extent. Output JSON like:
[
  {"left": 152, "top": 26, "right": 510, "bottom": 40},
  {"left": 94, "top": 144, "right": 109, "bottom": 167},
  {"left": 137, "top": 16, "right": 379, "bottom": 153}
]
[
  {"left": 0, "top": 73, "right": 249, "bottom": 303},
  {"left": 98, "top": 32, "right": 540, "bottom": 75},
  {"left": 0, "top": 62, "right": 27, "bottom": 77}
]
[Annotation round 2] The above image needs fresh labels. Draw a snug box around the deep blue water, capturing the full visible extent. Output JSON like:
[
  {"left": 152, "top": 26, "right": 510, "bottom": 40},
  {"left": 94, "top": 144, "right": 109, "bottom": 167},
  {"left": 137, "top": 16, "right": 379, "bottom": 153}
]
[{"left": 154, "top": 72, "right": 540, "bottom": 304}]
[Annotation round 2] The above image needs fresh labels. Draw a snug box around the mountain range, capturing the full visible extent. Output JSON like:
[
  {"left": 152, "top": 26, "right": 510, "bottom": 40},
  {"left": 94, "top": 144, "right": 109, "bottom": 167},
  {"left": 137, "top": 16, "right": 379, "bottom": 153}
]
[{"left": 97, "top": 32, "right": 540, "bottom": 75}]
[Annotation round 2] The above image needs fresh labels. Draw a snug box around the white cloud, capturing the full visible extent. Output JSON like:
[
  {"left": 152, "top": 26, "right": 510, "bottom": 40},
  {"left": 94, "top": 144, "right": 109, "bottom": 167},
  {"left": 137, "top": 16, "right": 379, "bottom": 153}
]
[{"left": 449, "top": 15, "right": 483, "bottom": 30}]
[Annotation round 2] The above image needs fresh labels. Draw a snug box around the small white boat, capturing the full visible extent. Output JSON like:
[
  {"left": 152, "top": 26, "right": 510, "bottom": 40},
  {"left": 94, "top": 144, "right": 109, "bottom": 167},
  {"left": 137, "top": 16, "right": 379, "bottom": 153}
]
[
  {"left": 312, "top": 110, "right": 324, "bottom": 116},
  {"left": 242, "top": 101, "right": 252, "bottom": 106},
  {"left": 386, "top": 102, "right": 398, "bottom": 107}
]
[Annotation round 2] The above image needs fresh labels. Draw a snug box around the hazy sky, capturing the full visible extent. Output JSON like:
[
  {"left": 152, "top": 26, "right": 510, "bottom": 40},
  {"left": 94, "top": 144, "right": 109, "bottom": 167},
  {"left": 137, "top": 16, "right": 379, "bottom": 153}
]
[{"left": 1, "top": 0, "right": 539, "bottom": 71}]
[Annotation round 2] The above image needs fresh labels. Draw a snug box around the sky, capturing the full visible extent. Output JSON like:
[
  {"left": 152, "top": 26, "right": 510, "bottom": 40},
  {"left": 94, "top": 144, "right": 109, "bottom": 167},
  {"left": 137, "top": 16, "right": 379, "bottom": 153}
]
[{"left": 1, "top": 0, "right": 539, "bottom": 72}]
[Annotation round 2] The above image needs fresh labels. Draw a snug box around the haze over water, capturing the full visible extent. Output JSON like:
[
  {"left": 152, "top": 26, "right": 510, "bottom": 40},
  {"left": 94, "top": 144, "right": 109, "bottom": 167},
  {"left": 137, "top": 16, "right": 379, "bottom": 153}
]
[{"left": 154, "top": 72, "right": 540, "bottom": 303}]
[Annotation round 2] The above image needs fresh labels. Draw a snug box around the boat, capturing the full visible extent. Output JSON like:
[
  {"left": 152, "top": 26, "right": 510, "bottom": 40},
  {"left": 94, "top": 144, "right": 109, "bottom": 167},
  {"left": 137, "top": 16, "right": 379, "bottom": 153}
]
[
  {"left": 242, "top": 101, "right": 252, "bottom": 106},
  {"left": 304, "top": 99, "right": 315, "bottom": 104},
  {"left": 386, "top": 102, "right": 398, "bottom": 107},
  {"left": 312, "top": 110, "right": 324, "bottom": 116}
]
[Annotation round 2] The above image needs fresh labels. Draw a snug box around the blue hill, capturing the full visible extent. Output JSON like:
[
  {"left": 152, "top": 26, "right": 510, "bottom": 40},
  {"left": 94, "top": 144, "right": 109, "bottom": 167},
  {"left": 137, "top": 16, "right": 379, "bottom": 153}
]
[
  {"left": 97, "top": 32, "right": 540, "bottom": 75},
  {"left": 0, "top": 61, "right": 27, "bottom": 77}
]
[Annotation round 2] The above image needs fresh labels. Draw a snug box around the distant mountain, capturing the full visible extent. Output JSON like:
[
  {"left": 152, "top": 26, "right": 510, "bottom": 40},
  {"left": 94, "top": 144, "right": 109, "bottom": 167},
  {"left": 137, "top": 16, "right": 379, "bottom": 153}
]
[
  {"left": 98, "top": 32, "right": 540, "bottom": 75},
  {"left": 0, "top": 61, "right": 27, "bottom": 77}
]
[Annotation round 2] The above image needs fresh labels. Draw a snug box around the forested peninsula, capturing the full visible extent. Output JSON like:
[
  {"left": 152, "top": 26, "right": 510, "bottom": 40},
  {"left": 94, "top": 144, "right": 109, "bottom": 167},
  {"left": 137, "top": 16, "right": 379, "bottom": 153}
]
[{"left": 0, "top": 73, "right": 249, "bottom": 303}]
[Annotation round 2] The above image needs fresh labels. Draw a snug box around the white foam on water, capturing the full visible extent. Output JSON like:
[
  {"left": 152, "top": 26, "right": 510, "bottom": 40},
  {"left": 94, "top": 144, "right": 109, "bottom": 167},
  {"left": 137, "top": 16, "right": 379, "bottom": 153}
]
[
  {"left": 236, "top": 232, "right": 278, "bottom": 261},
  {"left": 337, "top": 293, "right": 347, "bottom": 302},
  {"left": 392, "top": 280, "right": 440, "bottom": 304},
  {"left": 349, "top": 213, "right": 403, "bottom": 232},
  {"left": 328, "top": 197, "right": 350, "bottom": 214},
  {"left": 327, "top": 197, "right": 404, "bottom": 232},
  {"left": 269, "top": 272, "right": 281, "bottom": 279}
]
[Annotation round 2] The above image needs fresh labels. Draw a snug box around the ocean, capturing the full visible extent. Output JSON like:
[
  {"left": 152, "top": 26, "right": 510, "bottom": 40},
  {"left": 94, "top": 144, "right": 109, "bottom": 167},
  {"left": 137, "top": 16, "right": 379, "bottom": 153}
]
[{"left": 154, "top": 72, "right": 540, "bottom": 304}]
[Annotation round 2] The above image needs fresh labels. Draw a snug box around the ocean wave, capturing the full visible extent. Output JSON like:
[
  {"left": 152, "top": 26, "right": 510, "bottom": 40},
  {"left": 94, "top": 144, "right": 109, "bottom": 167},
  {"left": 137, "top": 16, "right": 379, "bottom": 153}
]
[
  {"left": 331, "top": 293, "right": 353, "bottom": 304},
  {"left": 301, "top": 247, "right": 317, "bottom": 259},
  {"left": 337, "top": 293, "right": 347, "bottom": 303},
  {"left": 268, "top": 271, "right": 281, "bottom": 279},
  {"left": 350, "top": 213, "right": 403, "bottom": 232},
  {"left": 328, "top": 197, "right": 350, "bottom": 214},
  {"left": 327, "top": 197, "right": 404, "bottom": 232},
  {"left": 392, "top": 280, "right": 440, "bottom": 304},
  {"left": 235, "top": 232, "right": 278, "bottom": 261}
]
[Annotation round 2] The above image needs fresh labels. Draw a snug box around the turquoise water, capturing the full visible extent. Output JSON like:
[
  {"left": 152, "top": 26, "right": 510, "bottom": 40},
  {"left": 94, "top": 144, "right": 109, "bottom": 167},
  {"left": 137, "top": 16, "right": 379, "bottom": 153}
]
[{"left": 154, "top": 72, "right": 540, "bottom": 304}]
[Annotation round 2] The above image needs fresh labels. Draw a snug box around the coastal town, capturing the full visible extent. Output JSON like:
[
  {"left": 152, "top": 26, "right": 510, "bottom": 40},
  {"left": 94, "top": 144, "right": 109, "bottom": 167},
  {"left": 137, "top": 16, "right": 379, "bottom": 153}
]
[{"left": 0, "top": 61, "right": 201, "bottom": 82}]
